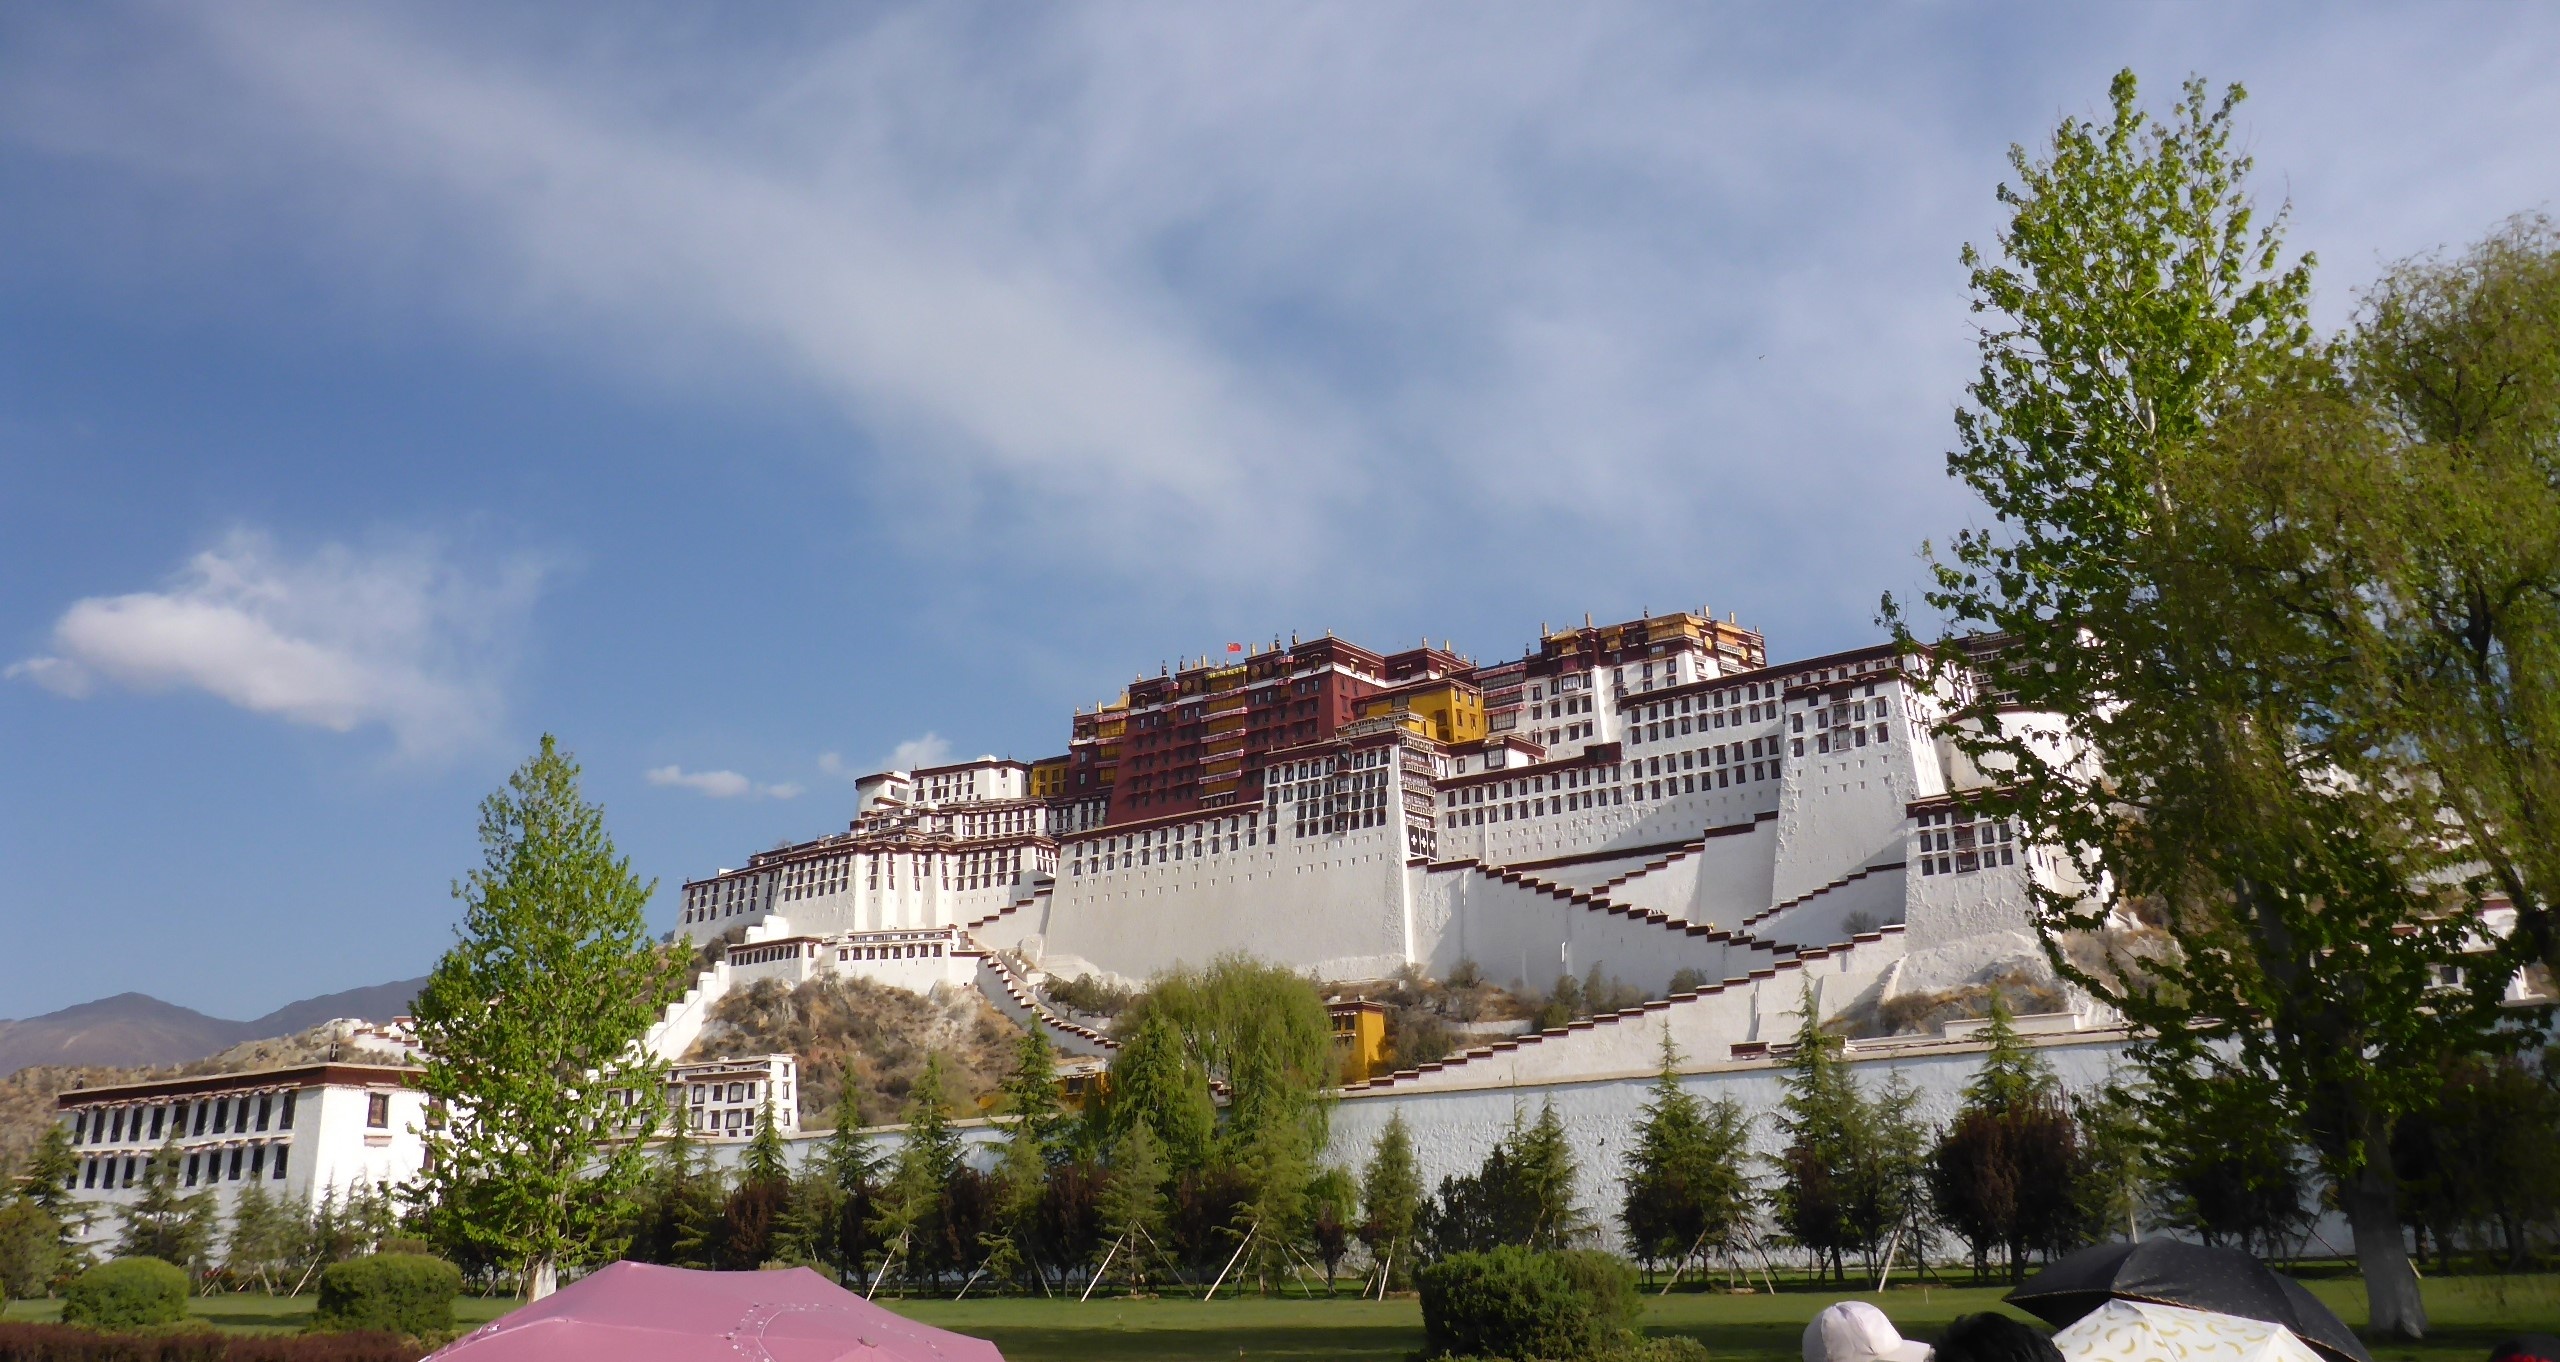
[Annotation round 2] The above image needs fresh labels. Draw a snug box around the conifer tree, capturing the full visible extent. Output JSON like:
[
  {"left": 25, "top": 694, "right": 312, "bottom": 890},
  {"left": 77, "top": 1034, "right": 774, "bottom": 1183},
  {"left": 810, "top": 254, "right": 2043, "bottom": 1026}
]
[
  {"left": 411, "top": 735, "right": 690, "bottom": 1299},
  {"left": 999, "top": 1028, "right": 1068, "bottom": 1162},
  {"left": 118, "top": 1140, "right": 214, "bottom": 1274},
  {"left": 742, "top": 1093, "right": 791, "bottom": 1188},
  {"left": 1096, "top": 1121, "right": 1170, "bottom": 1292},
  {"left": 875, "top": 1056, "right": 963, "bottom": 1289},
  {"left": 723, "top": 1094, "right": 793, "bottom": 1268},
  {"left": 983, "top": 1123, "right": 1049, "bottom": 1291},
  {"left": 224, "top": 1182, "right": 299, "bottom": 1292},
  {"left": 1358, "top": 1113, "right": 1424, "bottom": 1290},
  {"left": 1771, "top": 990, "right": 1856, "bottom": 1279},
  {"left": 817, "top": 1106, "right": 882, "bottom": 1281},
  {"left": 1622, "top": 1029, "right": 1754, "bottom": 1283},
  {"left": 1511, "top": 1100, "right": 1584, "bottom": 1250},
  {"left": 18, "top": 1126, "right": 79, "bottom": 1219},
  {"left": 1965, "top": 992, "right": 2058, "bottom": 1111}
]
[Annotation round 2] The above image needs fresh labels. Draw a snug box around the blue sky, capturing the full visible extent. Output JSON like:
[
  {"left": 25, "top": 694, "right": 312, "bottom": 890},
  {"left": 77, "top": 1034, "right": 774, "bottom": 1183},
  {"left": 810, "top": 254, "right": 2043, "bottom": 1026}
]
[{"left": 3, "top": 3, "right": 2554, "bottom": 1020}]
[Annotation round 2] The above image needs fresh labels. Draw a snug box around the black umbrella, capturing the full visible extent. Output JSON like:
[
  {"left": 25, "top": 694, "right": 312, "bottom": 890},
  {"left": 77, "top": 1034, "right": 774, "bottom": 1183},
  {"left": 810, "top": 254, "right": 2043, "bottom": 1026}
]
[{"left": 2005, "top": 1240, "right": 2372, "bottom": 1362}]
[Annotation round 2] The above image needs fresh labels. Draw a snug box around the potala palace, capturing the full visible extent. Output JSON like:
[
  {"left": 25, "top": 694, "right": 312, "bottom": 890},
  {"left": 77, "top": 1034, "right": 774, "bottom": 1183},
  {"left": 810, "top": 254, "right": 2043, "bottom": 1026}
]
[
  {"left": 53, "top": 606, "right": 2135, "bottom": 1247},
  {"left": 650, "top": 607, "right": 2113, "bottom": 1096}
]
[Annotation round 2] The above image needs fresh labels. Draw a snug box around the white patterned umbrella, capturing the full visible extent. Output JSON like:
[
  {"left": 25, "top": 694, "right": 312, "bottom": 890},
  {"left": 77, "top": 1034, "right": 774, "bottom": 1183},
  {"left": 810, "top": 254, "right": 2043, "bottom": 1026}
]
[{"left": 2053, "top": 1300, "right": 2327, "bottom": 1362}]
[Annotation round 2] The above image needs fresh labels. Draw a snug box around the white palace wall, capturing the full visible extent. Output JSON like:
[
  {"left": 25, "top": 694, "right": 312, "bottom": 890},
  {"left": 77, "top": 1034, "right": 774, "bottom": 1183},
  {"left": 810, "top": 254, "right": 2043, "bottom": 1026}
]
[{"left": 1325, "top": 1027, "right": 2139, "bottom": 1259}]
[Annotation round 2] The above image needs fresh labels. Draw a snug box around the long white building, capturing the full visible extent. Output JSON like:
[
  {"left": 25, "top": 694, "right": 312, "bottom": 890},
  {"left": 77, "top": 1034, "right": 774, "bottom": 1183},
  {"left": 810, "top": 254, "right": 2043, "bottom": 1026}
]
[
  {"left": 655, "top": 611, "right": 2090, "bottom": 1073},
  {"left": 53, "top": 1063, "right": 431, "bottom": 1248}
]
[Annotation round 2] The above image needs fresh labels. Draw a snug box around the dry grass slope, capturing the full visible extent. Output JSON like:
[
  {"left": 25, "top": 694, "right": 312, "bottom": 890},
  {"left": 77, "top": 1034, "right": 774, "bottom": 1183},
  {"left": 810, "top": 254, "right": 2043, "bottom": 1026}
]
[{"left": 684, "top": 977, "right": 1021, "bottom": 1128}]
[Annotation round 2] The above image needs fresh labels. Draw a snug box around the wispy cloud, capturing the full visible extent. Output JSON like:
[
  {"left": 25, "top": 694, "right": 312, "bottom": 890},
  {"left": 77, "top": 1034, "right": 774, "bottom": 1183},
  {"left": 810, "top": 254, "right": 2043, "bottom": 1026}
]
[
  {"left": 3, "top": 6, "right": 2554, "bottom": 641},
  {"left": 883, "top": 734, "right": 952, "bottom": 773},
  {"left": 645, "top": 765, "right": 803, "bottom": 801},
  {"left": 7, "top": 528, "right": 542, "bottom": 757}
]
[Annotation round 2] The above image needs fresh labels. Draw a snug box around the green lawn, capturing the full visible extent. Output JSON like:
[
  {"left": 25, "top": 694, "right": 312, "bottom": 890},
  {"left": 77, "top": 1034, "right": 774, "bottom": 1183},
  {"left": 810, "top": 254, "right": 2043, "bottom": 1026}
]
[{"left": 7, "top": 1271, "right": 2551, "bottom": 1362}]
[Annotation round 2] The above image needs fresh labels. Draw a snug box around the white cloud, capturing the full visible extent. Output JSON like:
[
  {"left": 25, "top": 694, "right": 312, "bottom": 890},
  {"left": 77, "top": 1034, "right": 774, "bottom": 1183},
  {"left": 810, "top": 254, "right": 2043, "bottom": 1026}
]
[
  {"left": 883, "top": 734, "right": 952, "bottom": 773},
  {"left": 3, "top": 7, "right": 2555, "bottom": 643},
  {"left": 645, "top": 765, "right": 802, "bottom": 800},
  {"left": 8, "top": 529, "right": 542, "bottom": 757}
]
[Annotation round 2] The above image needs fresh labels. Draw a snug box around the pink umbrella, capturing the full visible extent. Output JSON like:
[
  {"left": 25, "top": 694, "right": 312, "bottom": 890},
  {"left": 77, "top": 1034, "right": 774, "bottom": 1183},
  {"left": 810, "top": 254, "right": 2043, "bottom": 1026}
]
[{"left": 427, "top": 1262, "right": 1005, "bottom": 1362}]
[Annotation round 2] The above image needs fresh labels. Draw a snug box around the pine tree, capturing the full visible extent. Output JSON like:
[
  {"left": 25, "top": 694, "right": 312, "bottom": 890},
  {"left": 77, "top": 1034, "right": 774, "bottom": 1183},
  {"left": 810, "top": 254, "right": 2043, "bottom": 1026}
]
[
  {"left": 1964, "top": 991, "right": 2059, "bottom": 1112},
  {"left": 816, "top": 1106, "right": 882, "bottom": 1282},
  {"left": 18, "top": 1126, "right": 79, "bottom": 1219},
  {"left": 1622, "top": 1028, "right": 1754, "bottom": 1283},
  {"left": 1096, "top": 1121, "right": 1169, "bottom": 1293},
  {"left": 724, "top": 1095, "right": 793, "bottom": 1269},
  {"left": 224, "top": 1183, "right": 299, "bottom": 1292},
  {"left": 743, "top": 1093, "right": 791, "bottom": 1189},
  {"left": 1510, "top": 1100, "right": 1584, "bottom": 1250},
  {"left": 999, "top": 1028, "right": 1068, "bottom": 1162},
  {"left": 875, "top": 1056, "right": 964, "bottom": 1289},
  {"left": 1771, "top": 987, "right": 1863, "bottom": 1281},
  {"left": 411, "top": 735, "right": 691, "bottom": 1299},
  {"left": 983, "top": 1124, "right": 1049, "bottom": 1291},
  {"left": 118, "top": 1140, "right": 214, "bottom": 1274},
  {"left": 1357, "top": 1113, "right": 1424, "bottom": 1291}
]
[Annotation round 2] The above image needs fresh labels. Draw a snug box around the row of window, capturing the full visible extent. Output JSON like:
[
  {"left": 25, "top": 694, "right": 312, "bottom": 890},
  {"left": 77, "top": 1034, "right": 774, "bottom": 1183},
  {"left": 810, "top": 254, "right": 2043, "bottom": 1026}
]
[
  {"left": 70, "top": 1091, "right": 296, "bottom": 1147},
  {"left": 78, "top": 1141, "right": 288, "bottom": 1190},
  {"left": 1067, "top": 812, "right": 1269, "bottom": 875},
  {"left": 1915, "top": 810, "right": 2017, "bottom": 876}
]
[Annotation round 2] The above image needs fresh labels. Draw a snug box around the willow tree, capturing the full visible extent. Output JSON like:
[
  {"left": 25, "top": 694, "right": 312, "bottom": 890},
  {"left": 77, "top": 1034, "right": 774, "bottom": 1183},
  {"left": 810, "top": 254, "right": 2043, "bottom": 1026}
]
[
  {"left": 412, "top": 735, "right": 690, "bottom": 1299},
  {"left": 1894, "top": 72, "right": 2519, "bottom": 1336}
]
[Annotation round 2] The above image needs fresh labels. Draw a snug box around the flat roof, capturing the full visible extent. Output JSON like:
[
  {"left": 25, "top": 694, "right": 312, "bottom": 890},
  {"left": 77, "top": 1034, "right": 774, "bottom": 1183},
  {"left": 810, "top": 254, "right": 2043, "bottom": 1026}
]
[{"left": 55, "top": 1062, "right": 422, "bottom": 1108}]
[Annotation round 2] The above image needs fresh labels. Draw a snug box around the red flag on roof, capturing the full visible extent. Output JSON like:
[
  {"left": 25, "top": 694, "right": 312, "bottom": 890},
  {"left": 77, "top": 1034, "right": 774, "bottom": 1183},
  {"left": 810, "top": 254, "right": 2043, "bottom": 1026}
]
[{"left": 1227, "top": 642, "right": 1244, "bottom": 653}]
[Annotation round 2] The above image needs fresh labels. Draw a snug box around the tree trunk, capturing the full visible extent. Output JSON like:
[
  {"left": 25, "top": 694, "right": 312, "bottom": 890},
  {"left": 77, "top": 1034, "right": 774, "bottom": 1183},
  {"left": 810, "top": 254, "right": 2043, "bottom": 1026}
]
[
  {"left": 2340, "top": 1158, "right": 2424, "bottom": 1340},
  {"left": 527, "top": 1258, "right": 559, "bottom": 1301}
]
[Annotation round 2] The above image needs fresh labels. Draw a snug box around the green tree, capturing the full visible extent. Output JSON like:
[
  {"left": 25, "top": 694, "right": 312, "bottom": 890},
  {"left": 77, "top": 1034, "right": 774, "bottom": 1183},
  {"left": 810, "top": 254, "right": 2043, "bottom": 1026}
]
[
  {"left": 874, "top": 1055, "right": 964, "bottom": 1290},
  {"left": 1964, "top": 992, "right": 2057, "bottom": 1111},
  {"left": 1095, "top": 1012, "right": 1216, "bottom": 1171},
  {"left": 982, "top": 1119, "right": 1049, "bottom": 1291},
  {"left": 0, "top": 1200, "right": 62, "bottom": 1300},
  {"left": 411, "top": 735, "right": 690, "bottom": 1299},
  {"left": 17, "top": 1126, "right": 80, "bottom": 1220},
  {"left": 1893, "top": 71, "right": 2513, "bottom": 1336},
  {"left": 1120, "top": 956, "right": 1334, "bottom": 1163},
  {"left": 1357, "top": 1114, "right": 1426, "bottom": 1291},
  {"left": 1621, "top": 1029, "right": 1754, "bottom": 1284},
  {"left": 1096, "top": 1121, "right": 1170, "bottom": 1293},
  {"left": 1770, "top": 992, "right": 1862, "bottom": 1281},
  {"left": 223, "top": 1183, "right": 300, "bottom": 1291},
  {"left": 998, "top": 1028, "right": 1069, "bottom": 1163},
  {"left": 2295, "top": 217, "right": 2560, "bottom": 981},
  {"left": 628, "top": 1125, "right": 724, "bottom": 1268},
  {"left": 817, "top": 1109, "right": 883, "bottom": 1281},
  {"left": 117, "top": 1141, "right": 214, "bottom": 1276},
  {"left": 723, "top": 1094, "right": 793, "bottom": 1268}
]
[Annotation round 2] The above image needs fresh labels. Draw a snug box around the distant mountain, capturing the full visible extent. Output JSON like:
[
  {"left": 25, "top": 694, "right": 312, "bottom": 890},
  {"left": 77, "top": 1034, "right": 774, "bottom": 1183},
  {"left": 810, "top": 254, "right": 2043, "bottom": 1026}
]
[{"left": 0, "top": 978, "right": 425, "bottom": 1079}]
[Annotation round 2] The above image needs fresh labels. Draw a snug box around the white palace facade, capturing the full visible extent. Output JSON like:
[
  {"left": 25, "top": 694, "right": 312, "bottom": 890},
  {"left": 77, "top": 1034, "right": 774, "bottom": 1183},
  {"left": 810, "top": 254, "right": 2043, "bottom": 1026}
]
[{"left": 652, "top": 609, "right": 2088, "bottom": 1073}]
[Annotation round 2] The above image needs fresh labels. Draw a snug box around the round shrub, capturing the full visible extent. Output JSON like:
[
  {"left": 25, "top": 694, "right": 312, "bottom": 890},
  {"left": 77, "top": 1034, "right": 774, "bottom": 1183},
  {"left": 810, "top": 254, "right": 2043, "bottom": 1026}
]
[
  {"left": 1419, "top": 1244, "right": 1629, "bottom": 1360},
  {"left": 314, "top": 1252, "right": 462, "bottom": 1337},
  {"left": 60, "top": 1255, "right": 190, "bottom": 1328}
]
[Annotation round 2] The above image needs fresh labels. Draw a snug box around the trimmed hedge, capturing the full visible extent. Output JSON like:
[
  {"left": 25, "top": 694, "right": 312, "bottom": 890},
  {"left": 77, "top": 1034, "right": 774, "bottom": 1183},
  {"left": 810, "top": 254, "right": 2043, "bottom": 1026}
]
[
  {"left": 312, "top": 1254, "right": 460, "bottom": 1338},
  {"left": 1418, "top": 1244, "right": 1638, "bottom": 1361},
  {"left": 0, "top": 1325, "right": 417, "bottom": 1361},
  {"left": 59, "top": 1260, "right": 188, "bottom": 1330}
]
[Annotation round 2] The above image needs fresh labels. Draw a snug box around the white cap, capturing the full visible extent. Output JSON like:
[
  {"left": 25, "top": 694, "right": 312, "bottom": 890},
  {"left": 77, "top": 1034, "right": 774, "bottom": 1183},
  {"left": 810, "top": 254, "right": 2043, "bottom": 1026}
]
[{"left": 1805, "top": 1302, "right": 1935, "bottom": 1362}]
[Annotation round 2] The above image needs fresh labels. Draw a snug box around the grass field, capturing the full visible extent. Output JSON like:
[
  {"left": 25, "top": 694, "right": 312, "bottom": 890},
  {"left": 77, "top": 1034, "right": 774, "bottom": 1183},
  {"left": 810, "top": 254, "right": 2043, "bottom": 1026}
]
[{"left": 6, "top": 1271, "right": 2553, "bottom": 1362}]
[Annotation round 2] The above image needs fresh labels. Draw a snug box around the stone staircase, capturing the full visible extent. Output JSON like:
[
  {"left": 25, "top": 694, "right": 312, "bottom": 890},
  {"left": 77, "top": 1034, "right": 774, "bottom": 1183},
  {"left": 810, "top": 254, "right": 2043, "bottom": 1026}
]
[{"left": 963, "top": 935, "right": 1117, "bottom": 1058}]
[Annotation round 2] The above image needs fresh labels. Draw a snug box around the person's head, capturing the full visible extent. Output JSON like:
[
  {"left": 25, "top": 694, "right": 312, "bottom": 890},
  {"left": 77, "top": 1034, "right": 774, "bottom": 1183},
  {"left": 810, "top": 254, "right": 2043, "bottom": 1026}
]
[
  {"left": 1805, "top": 1301, "right": 1934, "bottom": 1362},
  {"left": 1933, "top": 1313, "right": 2062, "bottom": 1362}
]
